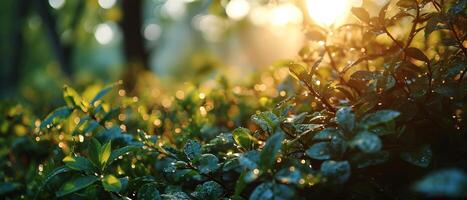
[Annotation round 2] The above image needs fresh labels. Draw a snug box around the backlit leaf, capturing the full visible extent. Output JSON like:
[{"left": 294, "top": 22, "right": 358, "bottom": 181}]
[
  {"left": 102, "top": 174, "right": 121, "bottom": 192},
  {"left": 232, "top": 127, "right": 256, "bottom": 149},
  {"left": 351, "top": 7, "right": 370, "bottom": 23}
]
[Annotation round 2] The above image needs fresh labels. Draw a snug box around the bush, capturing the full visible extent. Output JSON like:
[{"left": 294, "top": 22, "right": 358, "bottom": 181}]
[{"left": 1, "top": 0, "right": 466, "bottom": 199}]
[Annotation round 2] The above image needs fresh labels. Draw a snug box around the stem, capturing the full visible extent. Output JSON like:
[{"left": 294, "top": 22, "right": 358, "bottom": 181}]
[
  {"left": 444, "top": 10, "right": 467, "bottom": 83},
  {"left": 404, "top": 3, "right": 420, "bottom": 50},
  {"left": 384, "top": 28, "right": 404, "bottom": 49},
  {"left": 287, "top": 127, "right": 322, "bottom": 147},
  {"left": 303, "top": 80, "right": 336, "bottom": 113},
  {"left": 383, "top": 29, "right": 412, "bottom": 96},
  {"left": 324, "top": 44, "right": 361, "bottom": 96},
  {"left": 431, "top": 0, "right": 442, "bottom": 11},
  {"left": 448, "top": 23, "right": 467, "bottom": 57},
  {"left": 324, "top": 44, "right": 345, "bottom": 83}
]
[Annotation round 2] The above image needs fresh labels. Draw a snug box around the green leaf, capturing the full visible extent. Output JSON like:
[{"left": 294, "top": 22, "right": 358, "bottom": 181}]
[
  {"left": 249, "top": 182, "right": 294, "bottom": 200},
  {"left": 320, "top": 160, "right": 351, "bottom": 184},
  {"left": 336, "top": 107, "right": 355, "bottom": 132},
  {"left": 360, "top": 110, "right": 400, "bottom": 129},
  {"left": 77, "top": 120, "right": 99, "bottom": 136},
  {"left": 425, "top": 14, "right": 441, "bottom": 39},
  {"left": 448, "top": 0, "right": 467, "bottom": 14},
  {"left": 191, "top": 181, "right": 224, "bottom": 200},
  {"left": 41, "top": 166, "right": 71, "bottom": 187},
  {"left": 198, "top": 154, "right": 219, "bottom": 174},
  {"left": 376, "top": 73, "right": 396, "bottom": 92},
  {"left": 137, "top": 183, "right": 161, "bottom": 200},
  {"left": 233, "top": 172, "right": 247, "bottom": 199},
  {"left": 351, "top": 7, "right": 370, "bottom": 23},
  {"left": 184, "top": 139, "right": 201, "bottom": 160},
  {"left": 239, "top": 150, "right": 260, "bottom": 170},
  {"left": 107, "top": 146, "right": 138, "bottom": 166},
  {"left": 288, "top": 62, "right": 311, "bottom": 84},
  {"left": 313, "top": 128, "right": 343, "bottom": 141},
  {"left": 294, "top": 124, "right": 322, "bottom": 133},
  {"left": 350, "top": 131, "right": 382, "bottom": 153},
  {"left": 160, "top": 192, "right": 190, "bottom": 200},
  {"left": 275, "top": 168, "right": 301, "bottom": 184},
  {"left": 251, "top": 111, "right": 279, "bottom": 133},
  {"left": 40, "top": 106, "right": 72, "bottom": 129},
  {"left": 350, "top": 71, "right": 379, "bottom": 82},
  {"left": 414, "top": 169, "right": 467, "bottom": 197},
  {"left": 63, "top": 156, "right": 96, "bottom": 172},
  {"left": 232, "top": 127, "right": 256, "bottom": 150},
  {"left": 90, "top": 85, "right": 115, "bottom": 105},
  {"left": 100, "top": 140, "right": 112, "bottom": 166},
  {"left": 102, "top": 174, "right": 121, "bottom": 192},
  {"left": 446, "top": 59, "right": 467, "bottom": 78},
  {"left": 259, "top": 132, "right": 284, "bottom": 169},
  {"left": 88, "top": 138, "right": 102, "bottom": 167},
  {"left": 101, "top": 126, "right": 121, "bottom": 139},
  {"left": 400, "top": 145, "right": 432, "bottom": 168},
  {"left": 63, "top": 85, "right": 89, "bottom": 112},
  {"left": 56, "top": 176, "right": 99, "bottom": 197},
  {"left": 306, "top": 142, "right": 332, "bottom": 160},
  {"left": 249, "top": 183, "right": 273, "bottom": 200},
  {"left": 405, "top": 47, "right": 429, "bottom": 63}
]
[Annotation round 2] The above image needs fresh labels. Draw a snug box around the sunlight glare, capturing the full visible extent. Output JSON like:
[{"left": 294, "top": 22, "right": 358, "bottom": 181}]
[
  {"left": 306, "top": 0, "right": 353, "bottom": 26},
  {"left": 270, "top": 3, "right": 303, "bottom": 26},
  {"left": 226, "top": 0, "right": 250, "bottom": 21}
]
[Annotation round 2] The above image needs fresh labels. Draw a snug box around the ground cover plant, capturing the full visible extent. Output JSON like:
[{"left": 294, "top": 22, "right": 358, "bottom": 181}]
[{"left": 0, "top": 0, "right": 467, "bottom": 199}]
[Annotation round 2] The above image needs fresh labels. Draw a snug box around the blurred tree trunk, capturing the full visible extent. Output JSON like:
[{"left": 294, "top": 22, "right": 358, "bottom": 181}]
[
  {"left": 4, "top": 0, "right": 30, "bottom": 94},
  {"left": 32, "top": 0, "right": 84, "bottom": 79},
  {"left": 34, "top": 0, "right": 73, "bottom": 77},
  {"left": 120, "top": 0, "right": 149, "bottom": 91}
]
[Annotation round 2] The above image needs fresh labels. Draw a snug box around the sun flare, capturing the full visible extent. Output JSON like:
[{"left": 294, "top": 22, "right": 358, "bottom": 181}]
[{"left": 306, "top": 0, "right": 354, "bottom": 26}]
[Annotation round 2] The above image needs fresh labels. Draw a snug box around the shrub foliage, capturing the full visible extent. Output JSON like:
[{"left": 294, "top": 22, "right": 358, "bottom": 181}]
[{"left": 1, "top": 0, "right": 467, "bottom": 199}]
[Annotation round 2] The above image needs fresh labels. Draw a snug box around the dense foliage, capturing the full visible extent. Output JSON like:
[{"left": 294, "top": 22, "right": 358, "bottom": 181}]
[{"left": 1, "top": 0, "right": 467, "bottom": 199}]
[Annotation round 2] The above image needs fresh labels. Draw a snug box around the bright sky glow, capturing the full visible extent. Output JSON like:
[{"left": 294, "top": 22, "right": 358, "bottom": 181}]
[
  {"left": 248, "top": 3, "right": 302, "bottom": 27},
  {"left": 226, "top": 0, "right": 250, "bottom": 21},
  {"left": 270, "top": 3, "right": 303, "bottom": 26},
  {"left": 306, "top": 0, "right": 355, "bottom": 26}
]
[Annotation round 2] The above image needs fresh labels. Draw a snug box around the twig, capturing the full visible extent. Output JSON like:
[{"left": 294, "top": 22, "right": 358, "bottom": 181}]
[
  {"left": 325, "top": 44, "right": 346, "bottom": 83},
  {"left": 303, "top": 80, "right": 336, "bottom": 113},
  {"left": 384, "top": 28, "right": 404, "bottom": 49},
  {"left": 404, "top": 3, "right": 420, "bottom": 50}
]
